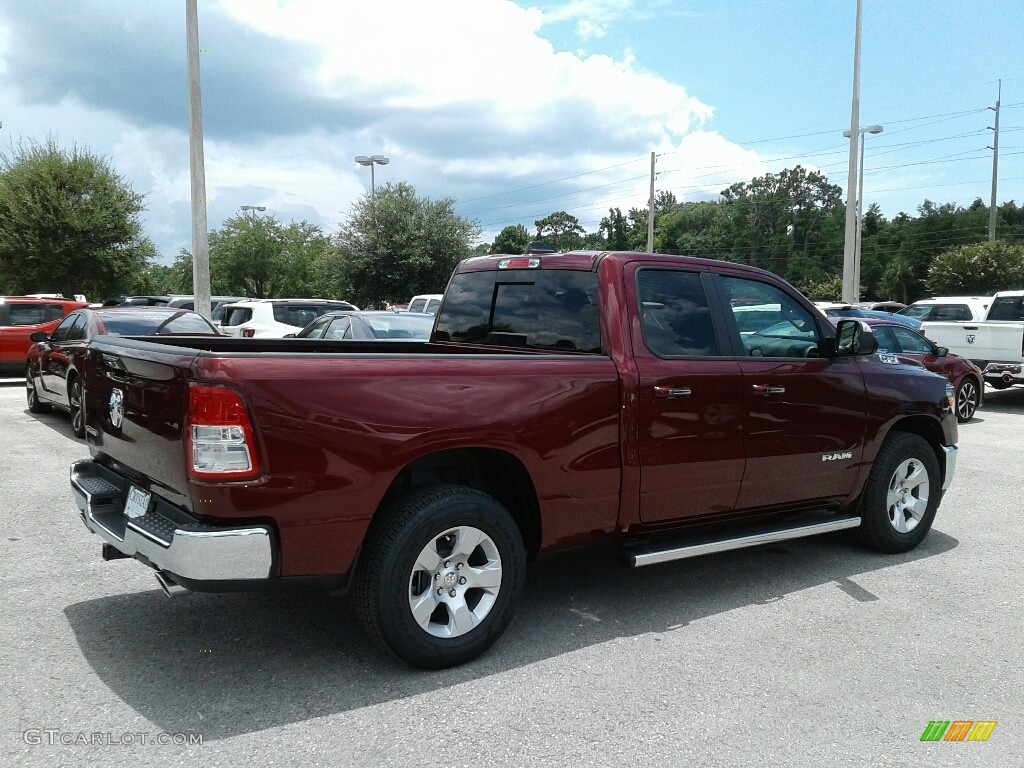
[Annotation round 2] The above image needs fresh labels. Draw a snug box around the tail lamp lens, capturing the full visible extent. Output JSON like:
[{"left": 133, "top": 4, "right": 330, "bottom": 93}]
[{"left": 187, "top": 385, "right": 259, "bottom": 479}]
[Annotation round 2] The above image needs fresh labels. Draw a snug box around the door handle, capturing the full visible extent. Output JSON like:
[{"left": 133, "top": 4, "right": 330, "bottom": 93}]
[
  {"left": 653, "top": 386, "right": 692, "bottom": 399},
  {"left": 752, "top": 384, "right": 786, "bottom": 396}
]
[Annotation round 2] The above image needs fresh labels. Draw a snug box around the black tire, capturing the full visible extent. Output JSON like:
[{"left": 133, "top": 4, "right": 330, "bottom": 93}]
[
  {"left": 955, "top": 377, "right": 980, "bottom": 423},
  {"left": 354, "top": 484, "right": 526, "bottom": 669},
  {"left": 68, "top": 377, "right": 86, "bottom": 438},
  {"left": 858, "top": 433, "right": 941, "bottom": 554},
  {"left": 26, "top": 369, "right": 50, "bottom": 414}
]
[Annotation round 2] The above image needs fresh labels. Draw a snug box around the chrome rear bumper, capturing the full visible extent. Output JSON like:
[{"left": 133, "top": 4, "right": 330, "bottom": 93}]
[{"left": 70, "top": 459, "right": 274, "bottom": 583}]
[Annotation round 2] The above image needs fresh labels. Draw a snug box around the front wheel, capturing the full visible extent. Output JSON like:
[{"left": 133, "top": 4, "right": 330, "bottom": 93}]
[
  {"left": 955, "top": 377, "right": 980, "bottom": 423},
  {"left": 68, "top": 378, "right": 86, "bottom": 438},
  {"left": 354, "top": 485, "right": 526, "bottom": 669},
  {"left": 857, "top": 433, "right": 941, "bottom": 553}
]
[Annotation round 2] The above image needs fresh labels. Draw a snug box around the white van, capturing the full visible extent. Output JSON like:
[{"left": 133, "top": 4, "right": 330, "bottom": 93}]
[{"left": 408, "top": 293, "right": 443, "bottom": 315}]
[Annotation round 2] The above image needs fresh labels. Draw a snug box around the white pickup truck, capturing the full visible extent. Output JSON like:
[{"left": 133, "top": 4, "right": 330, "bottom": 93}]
[{"left": 921, "top": 291, "right": 1024, "bottom": 390}]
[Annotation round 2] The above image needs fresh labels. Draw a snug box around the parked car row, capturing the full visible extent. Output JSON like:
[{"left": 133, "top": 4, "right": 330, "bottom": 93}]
[{"left": 25, "top": 307, "right": 221, "bottom": 436}]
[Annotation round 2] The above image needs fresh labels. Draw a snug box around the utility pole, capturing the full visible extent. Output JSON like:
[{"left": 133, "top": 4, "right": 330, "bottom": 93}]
[
  {"left": 841, "top": 0, "right": 864, "bottom": 303},
  {"left": 646, "top": 152, "right": 656, "bottom": 252},
  {"left": 186, "top": 0, "right": 211, "bottom": 320},
  {"left": 987, "top": 79, "right": 1002, "bottom": 242}
]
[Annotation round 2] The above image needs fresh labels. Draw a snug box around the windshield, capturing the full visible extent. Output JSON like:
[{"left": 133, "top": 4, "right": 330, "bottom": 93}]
[
  {"left": 96, "top": 311, "right": 218, "bottom": 335},
  {"left": 361, "top": 313, "right": 434, "bottom": 340}
]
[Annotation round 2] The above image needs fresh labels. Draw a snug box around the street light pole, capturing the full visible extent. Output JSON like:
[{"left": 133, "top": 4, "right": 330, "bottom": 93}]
[
  {"left": 185, "top": 0, "right": 211, "bottom": 321},
  {"left": 843, "top": 124, "right": 883, "bottom": 303},
  {"left": 240, "top": 204, "right": 266, "bottom": 222},
  {"left": 841, "top": 0, "right": 864, "bottom": 304},
  {"left": 354, "top": 154, "right": 390, "bottom": 197}
]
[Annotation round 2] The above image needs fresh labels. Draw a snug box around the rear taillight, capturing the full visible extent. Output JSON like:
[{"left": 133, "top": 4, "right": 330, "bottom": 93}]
[
  {"left": 241, "top": 328, "right": 255, "bottom": 338},
  {"left": 186, "top": 385, "right": 260, "bottom": 480}
]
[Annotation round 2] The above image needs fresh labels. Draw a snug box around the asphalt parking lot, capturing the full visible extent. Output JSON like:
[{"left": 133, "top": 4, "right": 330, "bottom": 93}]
[{"left": 1, "top": 380, "right": 1022, "bottom": 767}]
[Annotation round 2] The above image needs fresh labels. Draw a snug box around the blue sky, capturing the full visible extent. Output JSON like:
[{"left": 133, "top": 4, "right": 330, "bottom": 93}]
[{"left": 0, "top": 0, "right": 1021, "bottom": 263}]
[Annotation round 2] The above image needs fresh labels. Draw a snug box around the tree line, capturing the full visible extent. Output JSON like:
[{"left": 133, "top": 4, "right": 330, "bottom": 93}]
[
  {"left": 490, "top": 165, "right": 1024, "bottom": 300},
  {"left": 2, "top": 139, "right": 1023, "bottom": 307}
]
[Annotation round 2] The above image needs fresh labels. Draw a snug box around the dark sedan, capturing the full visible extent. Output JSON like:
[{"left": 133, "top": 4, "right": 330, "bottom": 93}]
[
  {"left": 835, "top": 317, "right": 983, "bottom": 422},
  {"left": 291, "top": 311, "right": 435, "bottom": 341},
  {"left": 26, "top": 307, "right": 220, "bottom": 437}
]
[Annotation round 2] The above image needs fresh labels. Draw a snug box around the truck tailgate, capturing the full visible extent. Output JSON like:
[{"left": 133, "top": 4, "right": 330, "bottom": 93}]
[
  {"left": 921, "top": 321, "right": 1024, "bottom": 366},
  {"left": 83, "top": 337, "right": 201, "bottom": 510}
]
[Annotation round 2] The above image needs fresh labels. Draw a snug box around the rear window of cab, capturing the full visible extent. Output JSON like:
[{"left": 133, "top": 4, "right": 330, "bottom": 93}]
[{"left": 435, "top": 270, "right": 601, "bottom": 353}]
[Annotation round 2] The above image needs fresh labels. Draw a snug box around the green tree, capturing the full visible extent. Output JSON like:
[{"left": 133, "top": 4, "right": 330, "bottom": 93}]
[
  {"left": 0, "top": 137, "right": 153, "bottom": 298},
  {"left": 797, "top": 274, "right": 844, "bottom": 302},
  {"left": 719, "top": 165, "right": 845, "bottom": 279},
  {"left": 926, "top": 241, "right": 1024, "bottom": 295},
  {"left": 336, "top": 182, "right": 480, "bottom": 308},
  {"left": 599, "top": 207, "right": 630, "bottom": 250},
  {"left": 492, "top": 224, "right": 531, "bottom": 254},
  {"left": 656, "top": 200, "right": 730, "bottom": 257},
  {"left": 534, "top": 211, "right": 584, "bottom": 251}
]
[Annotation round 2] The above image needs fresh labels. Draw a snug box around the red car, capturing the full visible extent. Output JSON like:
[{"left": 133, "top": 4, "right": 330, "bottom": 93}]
[
  {"left": 0, "top": 297, "right": 88, "bottom": 377},
  {"left": 26, "top": 306, "right": 220, "bottom": 437},
  {"left": 839, "top": 317, "right": 983, "bottom": 423}
]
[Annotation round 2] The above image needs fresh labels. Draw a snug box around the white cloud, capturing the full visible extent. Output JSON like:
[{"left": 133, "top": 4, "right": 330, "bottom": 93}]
[
  {"left": 216, "top": 0, "right": 710, "bottom": 139},
  {"left": 1, "top": 1, "right": 774, "bottom": 258}
]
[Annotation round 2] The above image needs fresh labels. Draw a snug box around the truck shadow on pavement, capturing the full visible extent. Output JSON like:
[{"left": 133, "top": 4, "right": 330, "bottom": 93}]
[
  {"left": 977, "top": 386, "right": 1024, "bottom": 416},
  {"left": 63, "top": 528, "right": 958, "bottom": 740}
]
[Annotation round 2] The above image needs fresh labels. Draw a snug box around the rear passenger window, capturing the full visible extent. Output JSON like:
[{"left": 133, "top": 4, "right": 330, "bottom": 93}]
[
  {"left": 324, "top": 318, "right": 352, "bottom": 339},
  {"left": 891, "top": 326, "right": 933, "bottom": 354},
  {"left": 50, "top": 314, "right": 78, "bottom": 342},
  {"left": 930, "top": 304, "right": 972, "bottom": 321},
  {"left": 66, "top": 315, "right": 89, "bottom": 341},
  {"left": 636, "top": 270, "right": 718, "bottom": 357},
  {"left": 871, "top": 326, "right": 899, "bottom": 352},
  {"left": 409, "top": 299, "right": 426, "bottom": 313},
  {"left": 7, "top": 304, "right": 47, "bottom": 326},
  {"left": 224, "top": 308, "right": 253, "bottom": 326}
]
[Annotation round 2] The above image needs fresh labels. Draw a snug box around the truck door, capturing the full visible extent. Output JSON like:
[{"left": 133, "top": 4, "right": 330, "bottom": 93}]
[
  {"left": 629, "top": 265, "right": 746, "bottom": 523},
  {"left": 714, "top": 275, "right": 866, "bottom": 510}
]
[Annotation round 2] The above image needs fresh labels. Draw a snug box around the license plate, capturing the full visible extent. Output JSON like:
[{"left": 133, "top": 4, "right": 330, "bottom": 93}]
[{"left": 125, "top": 485, "right": 151, "bottom": 519}]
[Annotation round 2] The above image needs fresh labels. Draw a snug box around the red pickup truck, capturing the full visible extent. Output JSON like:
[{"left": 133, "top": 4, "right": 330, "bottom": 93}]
[{"left": 71, "top": 251, "right": 959, "bottom": 668}]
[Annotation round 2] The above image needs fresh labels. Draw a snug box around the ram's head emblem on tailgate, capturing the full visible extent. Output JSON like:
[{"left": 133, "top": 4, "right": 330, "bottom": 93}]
[
  {"left": 966, "top": 335, "right": 976, "bottom": 344},
  {"left": 109, "top": 389, "right": 124, "bottom": 429}
]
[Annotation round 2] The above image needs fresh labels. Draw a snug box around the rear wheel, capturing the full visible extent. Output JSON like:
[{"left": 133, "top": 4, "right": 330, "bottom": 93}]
[
  {"left": 858, "top": 433, "right": 940, "bottom": 553},
  {"left": 955, "top": 377, "right": 980, "bottom": 423},
  {"left": 26, "top": 369, "right": 50, "bottom": 414},
  {"left": 354, "top": 485, "right": 526, "bottom": 669},
  {"left": 68, "top": 377, "right": 86, "bottom": 438}
]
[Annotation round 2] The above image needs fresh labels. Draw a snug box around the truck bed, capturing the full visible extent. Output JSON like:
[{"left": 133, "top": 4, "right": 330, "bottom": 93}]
[{"left": 82, "top": 335, "right": 623, "bottom": 578}]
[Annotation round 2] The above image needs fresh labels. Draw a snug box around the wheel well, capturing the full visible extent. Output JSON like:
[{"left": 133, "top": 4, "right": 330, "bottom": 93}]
[
  {"left": 887, "top": 416, "right": 946, "bottom": 475},
  {"left": 378, "top": 449, "right": 541, "bottom": 557}
]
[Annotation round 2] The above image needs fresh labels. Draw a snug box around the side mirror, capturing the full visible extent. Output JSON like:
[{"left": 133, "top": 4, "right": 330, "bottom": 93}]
[
  {"left": 30, "top": 331, "right": 48, "bottom": 342},
  {"left": 935, "top": 346, "right": 948, "bottom": 357},
  {"left": 835, "top": 319, "right": 878, "bottom": 356},
  {"left": 282, "top": 332, "right": 296, "bottom": 338}
]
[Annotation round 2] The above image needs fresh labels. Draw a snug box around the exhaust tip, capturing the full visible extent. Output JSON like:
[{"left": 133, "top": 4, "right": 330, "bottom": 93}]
[{"left": 155, "top": 571, "right": 188, "bottom": 598}]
